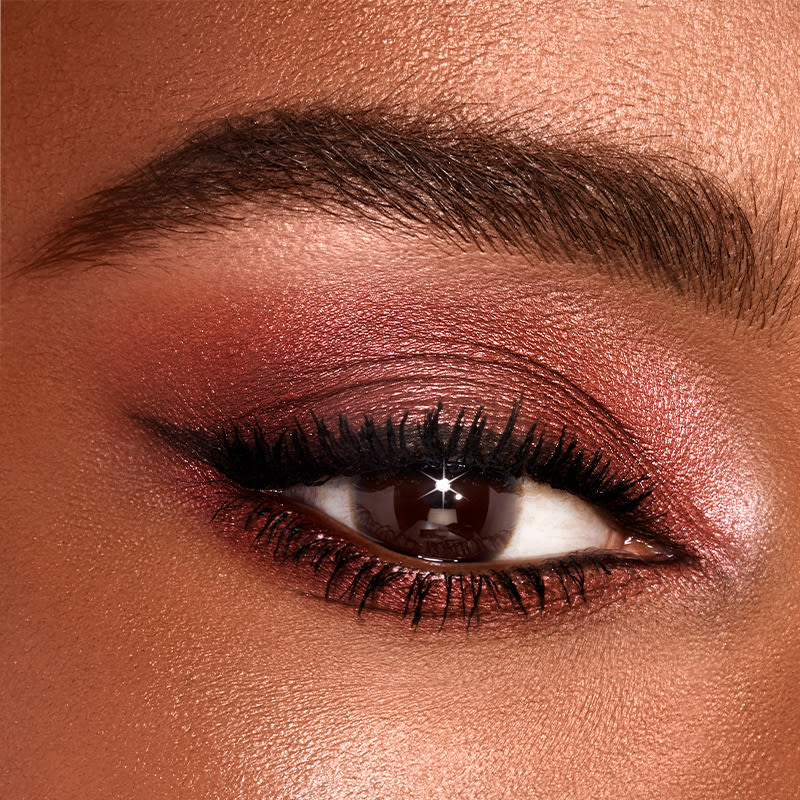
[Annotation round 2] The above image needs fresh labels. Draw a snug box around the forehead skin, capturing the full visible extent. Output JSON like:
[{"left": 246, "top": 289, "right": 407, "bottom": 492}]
[{"left": 2, "top": 2, "right": 799, "bottom": 799}]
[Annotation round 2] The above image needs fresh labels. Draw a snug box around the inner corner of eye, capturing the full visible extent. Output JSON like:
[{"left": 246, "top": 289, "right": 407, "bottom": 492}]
[{"left": 278, "top": 472, "right": 643, "bottom": 564}]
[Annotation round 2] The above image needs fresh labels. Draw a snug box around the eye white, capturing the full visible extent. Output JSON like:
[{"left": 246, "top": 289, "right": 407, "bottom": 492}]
[
  {"left": 496, "top": 479, "right": 623, "bottom": 559},
  {"left": 282, "top": 476, "right": 625, "bottom": 560}
]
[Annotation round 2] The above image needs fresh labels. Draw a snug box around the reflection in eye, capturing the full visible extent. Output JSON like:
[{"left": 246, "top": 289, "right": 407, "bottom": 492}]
[{"left": 283, "top": 470, "right": 641, "bottom": 563}]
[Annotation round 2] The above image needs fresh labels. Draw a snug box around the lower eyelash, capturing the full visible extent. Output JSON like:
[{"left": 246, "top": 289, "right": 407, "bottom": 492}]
[{"left": 225, "top": 493, "right": 682, "bottom": 630}]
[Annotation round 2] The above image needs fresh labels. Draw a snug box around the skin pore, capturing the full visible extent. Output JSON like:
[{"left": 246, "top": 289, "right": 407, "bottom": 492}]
[{"left": 2, "top": 1, "right": 799, "bottom": 797}]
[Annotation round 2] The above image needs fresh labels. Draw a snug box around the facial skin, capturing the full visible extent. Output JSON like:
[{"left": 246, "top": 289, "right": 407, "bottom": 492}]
[{"left": 2, "top": 2, "right": 800, "bottom": 798}]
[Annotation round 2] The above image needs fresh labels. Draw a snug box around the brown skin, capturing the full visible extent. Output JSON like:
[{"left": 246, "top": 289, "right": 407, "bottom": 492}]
[{"left": 3, "top": 2, "right": 800, "bottom": 798}]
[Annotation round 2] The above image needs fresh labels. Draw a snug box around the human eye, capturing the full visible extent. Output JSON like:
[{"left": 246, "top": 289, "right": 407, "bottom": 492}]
[{"left": 143, "top": 401, "right": 688, "bottom": 630}]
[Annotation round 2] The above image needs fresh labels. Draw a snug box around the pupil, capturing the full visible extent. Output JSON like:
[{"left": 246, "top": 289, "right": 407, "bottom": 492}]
[{"left": 354, "top": 468, "right": 519, "bottom": 562}]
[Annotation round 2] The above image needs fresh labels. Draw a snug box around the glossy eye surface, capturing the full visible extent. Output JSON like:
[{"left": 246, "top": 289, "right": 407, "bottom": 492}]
[{"left": 282, "top": 466, "right": 646, "bottom": 564}]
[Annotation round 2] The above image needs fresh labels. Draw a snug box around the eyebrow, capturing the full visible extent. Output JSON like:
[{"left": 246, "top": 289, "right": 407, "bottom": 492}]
[{"left": 23, "top": 105, "right": 796, "bottom": 328}]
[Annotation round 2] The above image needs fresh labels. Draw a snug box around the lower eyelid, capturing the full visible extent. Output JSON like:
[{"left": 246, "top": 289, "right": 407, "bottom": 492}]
[{"left": 206, "top": 488, "right": 690, "bottom": 630}]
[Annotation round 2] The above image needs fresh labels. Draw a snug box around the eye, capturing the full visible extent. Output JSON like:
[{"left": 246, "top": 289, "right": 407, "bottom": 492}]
[
  {"left": 281, "top": 468, "right": 664, "bottom": 564},
  {"left": 144, "top": 403, "right": 687, "bottom": 628}
]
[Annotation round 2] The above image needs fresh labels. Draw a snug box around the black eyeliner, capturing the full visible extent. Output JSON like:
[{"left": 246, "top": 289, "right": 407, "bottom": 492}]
[{"left": 150, "top": 401, "right": 661, "bottom": 536}]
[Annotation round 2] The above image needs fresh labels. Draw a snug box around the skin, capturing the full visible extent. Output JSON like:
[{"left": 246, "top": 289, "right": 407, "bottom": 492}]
[{"left": 2, "top": 1, "right": 799, "bottom": 798}]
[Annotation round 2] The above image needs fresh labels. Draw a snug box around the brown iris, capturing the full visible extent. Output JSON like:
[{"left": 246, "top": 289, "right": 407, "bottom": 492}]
[{"left": 353, "top": 467, "right": 520, "bottom": 562}]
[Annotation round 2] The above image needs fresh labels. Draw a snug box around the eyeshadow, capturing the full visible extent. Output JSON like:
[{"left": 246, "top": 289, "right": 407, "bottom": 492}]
[{"left": 93, "top": 258, "right": 762, "bottom": 580}]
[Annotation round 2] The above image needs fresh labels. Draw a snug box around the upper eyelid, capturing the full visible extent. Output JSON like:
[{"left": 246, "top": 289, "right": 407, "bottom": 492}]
[{"left": 133, "top": 348, "right": 645, "bottom": 474}]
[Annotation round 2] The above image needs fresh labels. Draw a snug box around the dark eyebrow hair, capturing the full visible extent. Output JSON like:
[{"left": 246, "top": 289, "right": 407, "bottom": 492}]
[{"left": 21, "top": 105, "right": 797, "bottom": 328}]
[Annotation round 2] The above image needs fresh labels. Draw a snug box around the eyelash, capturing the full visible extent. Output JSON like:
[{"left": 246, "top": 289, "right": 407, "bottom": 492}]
[{"left": 149, "top": 401, "right": 688, "bottom": 628}]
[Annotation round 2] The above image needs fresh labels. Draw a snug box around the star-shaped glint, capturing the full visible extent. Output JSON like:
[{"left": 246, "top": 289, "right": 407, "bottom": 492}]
[{"left": 420, "top": 463, "right": 468, "bottom": 508}]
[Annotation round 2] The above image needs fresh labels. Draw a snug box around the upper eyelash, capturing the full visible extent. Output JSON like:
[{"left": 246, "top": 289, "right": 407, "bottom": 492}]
[{"left": 195, "top": 401, "right": 662, "bottom": 534}]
